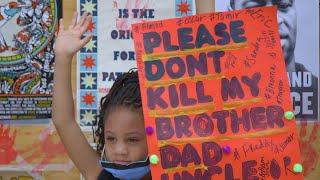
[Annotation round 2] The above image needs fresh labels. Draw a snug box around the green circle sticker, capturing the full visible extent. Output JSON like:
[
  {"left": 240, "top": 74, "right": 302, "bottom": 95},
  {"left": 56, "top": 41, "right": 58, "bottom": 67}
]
[
  {"left": 293, "top": 163, "right": 303, "bottom": 173},
  {"left": 150, "top": 154, "right": 159, "bottom": 165},
  {"left": 284, "top": 111, "right": 295, "bottom": 120}
]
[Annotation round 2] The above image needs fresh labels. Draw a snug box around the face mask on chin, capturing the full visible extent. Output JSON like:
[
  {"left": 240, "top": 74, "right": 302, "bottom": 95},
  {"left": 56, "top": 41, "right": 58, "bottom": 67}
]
[{"left": 100, "top": 146, "right": 150, "bottom": 180}]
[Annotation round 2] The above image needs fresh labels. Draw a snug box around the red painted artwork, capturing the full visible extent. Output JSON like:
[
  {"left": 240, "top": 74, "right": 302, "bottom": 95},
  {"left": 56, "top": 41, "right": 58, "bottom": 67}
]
[
  {"left": 17, "top": 126, "right": 69, "bottom": 172},
  {"left": 0, "top": 124, "right": 17, "bottom": 164},
  {"left": 298, "top": 121, "right": 319, "bottom": 176}
]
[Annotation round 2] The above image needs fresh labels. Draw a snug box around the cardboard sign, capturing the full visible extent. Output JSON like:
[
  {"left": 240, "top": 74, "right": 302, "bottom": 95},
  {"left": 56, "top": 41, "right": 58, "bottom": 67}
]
[{"left": 132, "top": 6, "right": 303, "bottom": 179}]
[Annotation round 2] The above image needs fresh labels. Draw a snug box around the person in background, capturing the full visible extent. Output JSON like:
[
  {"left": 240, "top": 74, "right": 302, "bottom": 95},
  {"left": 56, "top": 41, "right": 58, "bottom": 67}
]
[{"left": 228, "top": 0, "right": 318, "bottom": 119}]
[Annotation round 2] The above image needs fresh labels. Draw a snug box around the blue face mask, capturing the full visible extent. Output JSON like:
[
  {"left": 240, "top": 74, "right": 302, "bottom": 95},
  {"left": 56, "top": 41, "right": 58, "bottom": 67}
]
[
  {"left": 100, "top": 146, "right": 150, "bottom": 180},
  {"left": 100, "top": 158, "right": 150, "bottom": 180}
]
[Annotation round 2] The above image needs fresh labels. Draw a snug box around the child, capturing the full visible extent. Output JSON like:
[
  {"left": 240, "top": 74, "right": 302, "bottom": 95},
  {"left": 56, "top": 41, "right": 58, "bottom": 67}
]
[{"left": 52, "top": 12, "right": 151, "bottom": 180}]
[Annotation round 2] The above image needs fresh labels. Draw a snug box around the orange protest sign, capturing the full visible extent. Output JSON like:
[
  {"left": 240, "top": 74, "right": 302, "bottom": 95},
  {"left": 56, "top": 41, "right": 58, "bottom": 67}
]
[{"left": 132, "top": 6, "right": 303, "bottom": 179}]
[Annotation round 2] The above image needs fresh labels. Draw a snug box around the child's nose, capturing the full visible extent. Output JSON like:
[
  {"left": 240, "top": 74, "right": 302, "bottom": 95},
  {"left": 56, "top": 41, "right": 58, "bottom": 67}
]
[{"left": 115, "top": 142, "right": 128, "bottom": 155}]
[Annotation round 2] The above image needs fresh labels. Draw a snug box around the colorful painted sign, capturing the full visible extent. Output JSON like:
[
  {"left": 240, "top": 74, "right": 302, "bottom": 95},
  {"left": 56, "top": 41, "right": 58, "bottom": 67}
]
[
  {"left": 132, "top": 6, "right": 303, "bottom": 179},
  {"left": 0, "top": 0, "right": 61, "bottom": 122}
]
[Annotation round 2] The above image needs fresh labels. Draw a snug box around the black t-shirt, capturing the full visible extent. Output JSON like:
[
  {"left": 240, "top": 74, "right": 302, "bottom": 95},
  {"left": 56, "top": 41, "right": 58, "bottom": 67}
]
[
  {"left": 97, "top": 170, "right": 119, "bottom": 180},
  {"left": 97, "top": 170, "right": 152, "bottom": 180}
]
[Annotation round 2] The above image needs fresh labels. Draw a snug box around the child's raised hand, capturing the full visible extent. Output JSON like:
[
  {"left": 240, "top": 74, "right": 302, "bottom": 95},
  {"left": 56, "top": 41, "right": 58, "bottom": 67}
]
[{"left": 54, "top": 12, "right": 93, "bottom": 60}]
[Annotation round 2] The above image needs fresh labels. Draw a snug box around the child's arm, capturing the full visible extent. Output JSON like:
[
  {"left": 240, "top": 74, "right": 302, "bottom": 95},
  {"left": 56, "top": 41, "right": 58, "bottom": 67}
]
[
  {"left": 195, "top": 0, "right": 214, "bottom": 14},
  {"left": 52, "top": 12, "right": 101, "bottom": 179}
]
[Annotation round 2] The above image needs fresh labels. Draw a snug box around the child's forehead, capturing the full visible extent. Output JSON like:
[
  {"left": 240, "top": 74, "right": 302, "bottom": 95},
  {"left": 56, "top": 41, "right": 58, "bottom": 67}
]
[
  {"left": 104, "top": 125, "right": 145, "bottom": 137},
  {"left": 104, "top": 129, "right": 144, "bottom": 137},
  {"left": 105, "top": 105, "right": 143, "bottom": 117},
  {"left": 104, "top": 106, "right": 145, "bottom": 130}
]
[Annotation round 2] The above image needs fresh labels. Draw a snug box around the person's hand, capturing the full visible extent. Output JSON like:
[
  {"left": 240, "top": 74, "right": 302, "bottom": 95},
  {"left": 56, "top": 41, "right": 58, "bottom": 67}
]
[{"left": 54, "top": 12, "right": 92, "bottom": 61}]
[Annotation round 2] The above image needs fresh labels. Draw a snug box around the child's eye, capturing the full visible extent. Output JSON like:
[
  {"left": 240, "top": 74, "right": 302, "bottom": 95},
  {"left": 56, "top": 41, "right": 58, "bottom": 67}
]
[
  {"left": 127, "top": 138, "right": 140, "bottom": 143},
  {"left": 106, "top": 137, "right": 116, "bottom": 143}
]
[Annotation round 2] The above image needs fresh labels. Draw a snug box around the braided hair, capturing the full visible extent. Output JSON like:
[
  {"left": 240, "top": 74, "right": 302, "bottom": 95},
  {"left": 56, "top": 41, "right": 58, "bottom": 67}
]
[{"left": 94, "top": 69, "right": 142, "bottom": 153}]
